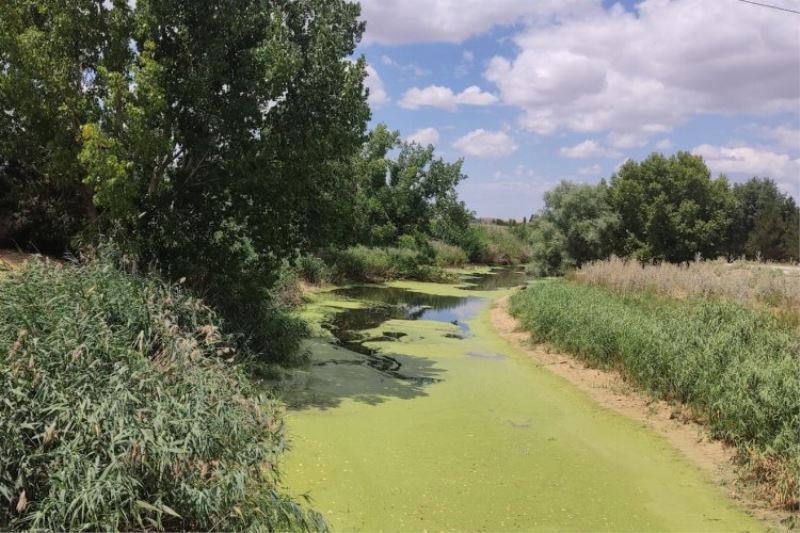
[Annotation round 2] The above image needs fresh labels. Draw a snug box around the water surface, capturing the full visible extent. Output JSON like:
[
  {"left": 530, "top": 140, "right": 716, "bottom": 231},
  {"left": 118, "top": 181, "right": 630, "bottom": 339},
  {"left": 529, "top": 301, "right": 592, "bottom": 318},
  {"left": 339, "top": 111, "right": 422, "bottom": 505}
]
[{"left": 280, "top": 278, "right": 762, "bottom": 532}]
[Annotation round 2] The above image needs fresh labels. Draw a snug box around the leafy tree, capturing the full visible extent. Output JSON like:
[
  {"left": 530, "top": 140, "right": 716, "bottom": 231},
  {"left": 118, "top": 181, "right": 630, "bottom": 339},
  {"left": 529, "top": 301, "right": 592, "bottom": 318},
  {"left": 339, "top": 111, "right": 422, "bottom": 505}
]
[
  {"left": 539, "top": 181, "right": 619, "bottom": 266},
  {"left": 351, "top": 124, "right": 470, "bottom": 246},
  {"left": 729, "top": 177, "right": 800, "bottom": 262},
  {"left": 1, "top": 0, "right": 371, "bottom": 358},
  {"left": 527, "top": 217, "right": 571, "bottom": 276},
  {"left": 609, "top": 152, "right": 735, "bottom": 262}
]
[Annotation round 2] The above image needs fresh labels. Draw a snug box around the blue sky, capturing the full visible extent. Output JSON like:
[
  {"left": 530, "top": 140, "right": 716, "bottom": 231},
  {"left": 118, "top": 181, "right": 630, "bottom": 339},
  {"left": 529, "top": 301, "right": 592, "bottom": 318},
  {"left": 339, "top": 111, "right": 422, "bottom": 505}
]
[{"left": 355, "top": 0, "right": 800, "bottom": 218}]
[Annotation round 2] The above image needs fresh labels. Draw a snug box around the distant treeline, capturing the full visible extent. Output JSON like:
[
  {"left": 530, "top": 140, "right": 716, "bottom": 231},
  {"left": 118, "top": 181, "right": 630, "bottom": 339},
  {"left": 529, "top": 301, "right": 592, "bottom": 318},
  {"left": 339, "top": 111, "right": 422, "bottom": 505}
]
[{"left": 518, "top": 152, "right": 799, "bottom": 275}]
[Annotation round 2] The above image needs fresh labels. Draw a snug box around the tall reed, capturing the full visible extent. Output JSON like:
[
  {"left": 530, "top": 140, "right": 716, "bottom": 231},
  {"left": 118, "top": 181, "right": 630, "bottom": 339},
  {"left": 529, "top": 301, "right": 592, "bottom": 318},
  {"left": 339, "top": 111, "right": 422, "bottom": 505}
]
[{"left": 0, "top": 251, "right": 325, "bottom": 531}]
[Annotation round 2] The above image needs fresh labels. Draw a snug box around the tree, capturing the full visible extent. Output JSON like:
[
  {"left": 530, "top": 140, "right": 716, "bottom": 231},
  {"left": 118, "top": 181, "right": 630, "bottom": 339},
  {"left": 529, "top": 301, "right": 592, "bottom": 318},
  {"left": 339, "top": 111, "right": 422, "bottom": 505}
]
[
  {"left": 539, "top": 181, "right": 619, "bottom": 266},
  {"left": 729, "top": 178, "right": 800, "bottom": 262},
  {"left": 350, "top": 124, "right": 470, "bottom": 246},
  {"left": 608, "top": 152, "right": 735, "bottom": 262},
  {"left": 1, "top": 0, "right": 371, "bottom": 357}
]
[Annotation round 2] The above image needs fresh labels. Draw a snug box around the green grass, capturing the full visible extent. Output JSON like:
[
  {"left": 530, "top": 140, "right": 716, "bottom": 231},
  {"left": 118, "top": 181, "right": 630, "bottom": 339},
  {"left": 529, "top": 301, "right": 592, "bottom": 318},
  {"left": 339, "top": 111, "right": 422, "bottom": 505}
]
[
  {"left": 510, "top": 281, "right": 800, "bottom": 509},
  {"left": 329, "top": 245, "right": 453, "bottom": 283},
  {"left": 0, "top": 251, "right": 324, "bottom": 532}
]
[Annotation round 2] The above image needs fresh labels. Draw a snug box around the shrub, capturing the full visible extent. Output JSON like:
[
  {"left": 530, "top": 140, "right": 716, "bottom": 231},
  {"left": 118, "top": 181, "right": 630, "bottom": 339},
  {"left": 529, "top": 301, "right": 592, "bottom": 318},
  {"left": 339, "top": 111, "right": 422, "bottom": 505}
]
[
  {"left": 329, "top": 245, "right": 451, "bottom": 283},
  {"left": 471, "top": 224, "right": 532, "bottom": 265},
  {"left": 0, "top": 253, "right": 324, "bottom": 531},
  {"left": 430, "top": 240, "right": 468, "bottom": 268},
  {"left": 510, "top": 281, "right": 800, "bottom": 509},
  {"left": 296, "top": 255, "right": 330, "bottom": 285}
]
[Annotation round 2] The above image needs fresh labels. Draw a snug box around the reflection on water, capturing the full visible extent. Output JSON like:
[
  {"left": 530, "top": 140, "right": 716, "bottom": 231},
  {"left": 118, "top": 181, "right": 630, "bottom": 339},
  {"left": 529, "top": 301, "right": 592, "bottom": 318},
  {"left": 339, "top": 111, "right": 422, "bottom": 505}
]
[
  {"left": 459, "top": 266, "right": 529, "bottom": 291},
  {"left": 316, "top": 286, "right": 486, "bottom": 391},
  {"left": 326, "top": 286, "right": 485, "bottom": 342}
]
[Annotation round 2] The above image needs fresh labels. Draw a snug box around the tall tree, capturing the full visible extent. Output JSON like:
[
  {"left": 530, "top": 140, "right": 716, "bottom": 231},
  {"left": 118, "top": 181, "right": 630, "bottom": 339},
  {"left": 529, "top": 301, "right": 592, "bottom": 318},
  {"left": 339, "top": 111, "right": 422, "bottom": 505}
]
[
  {"left": 351, "top": 124, "right": 469, "bottom": 246},
  {"left": 608, "top": 152, "right": 735, "bottom": 262},
  {"left": 1, "top": 0, "right": 371, "bottom": 354},
  {"left": 539, "top": 181, "right": 618, "bottom": 266},
  {"left": 729, "top": 178, "right": 800, "bottom": 262}
]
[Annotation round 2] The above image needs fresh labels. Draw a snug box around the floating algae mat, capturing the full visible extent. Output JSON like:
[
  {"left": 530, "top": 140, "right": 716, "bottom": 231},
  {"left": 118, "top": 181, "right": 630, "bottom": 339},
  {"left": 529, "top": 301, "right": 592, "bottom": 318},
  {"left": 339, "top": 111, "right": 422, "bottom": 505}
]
[{"left": 280, "top": 280, "right": 763, "bottom": 532}]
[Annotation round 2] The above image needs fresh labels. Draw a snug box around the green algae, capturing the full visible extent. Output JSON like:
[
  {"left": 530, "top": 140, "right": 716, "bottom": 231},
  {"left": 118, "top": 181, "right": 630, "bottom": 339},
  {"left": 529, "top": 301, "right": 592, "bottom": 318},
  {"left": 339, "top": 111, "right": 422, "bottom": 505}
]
[{"left": 281, "top": 281, "right": 763, "bottom": 532}]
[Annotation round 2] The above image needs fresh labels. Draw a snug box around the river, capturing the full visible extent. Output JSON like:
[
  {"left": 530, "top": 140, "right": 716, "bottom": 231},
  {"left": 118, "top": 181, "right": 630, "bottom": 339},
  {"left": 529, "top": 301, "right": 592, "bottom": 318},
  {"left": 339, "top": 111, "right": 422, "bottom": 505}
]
[{"left": 277, "top": 268, "right": 762, "bottom": 532}]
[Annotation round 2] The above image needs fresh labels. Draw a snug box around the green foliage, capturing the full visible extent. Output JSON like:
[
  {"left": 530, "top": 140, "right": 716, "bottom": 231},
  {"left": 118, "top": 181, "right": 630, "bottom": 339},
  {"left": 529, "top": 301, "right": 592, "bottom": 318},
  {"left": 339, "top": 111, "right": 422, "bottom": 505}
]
[
  {"left": 470, "top": 224, "right": 532, "bottom": 265},
  {"left": 525, "top": 218, "right": 571, "bottom": 276},
  {"left": 608, "top": 152, "right": 736, "bottom": 262},
  {"left": 1, "top": 0, "right": 370, "bottom": 359},
  {"left": 522, "top": 181, "right": 618, "bottom": 275},
  {"left": 510, "top": 281, "right": 800, "bottom": 508},
  {"left": 329, "top": 245, "right": 451, "bottom": 283},
  {"left": 0, "top": 253, "right": 324, "bottom": 532},
  {"left": 430, "top": 240, "right": 468, "bottom": 268},
  {"left": 350, "top": 125, "right": 471, "bottom": 247},
  {"left": 296, "top": 255, "right": 331, "bottom": 285},
  {"left": 729, "top": 178, "right": 800, "bottom": 262}
]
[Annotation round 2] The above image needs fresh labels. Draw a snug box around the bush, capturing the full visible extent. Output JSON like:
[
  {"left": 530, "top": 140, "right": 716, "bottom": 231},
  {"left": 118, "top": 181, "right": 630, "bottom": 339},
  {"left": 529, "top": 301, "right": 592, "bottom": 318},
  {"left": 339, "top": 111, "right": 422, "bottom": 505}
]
[
  {"left": 430, "top": 240, "right": 468, "bottom": 268},
  {"left": 471, "top": 224, "right": 532, "bottom": 265},
  {"left": 329, "top": 245, "right": 451, "bottom": 283},
  {"left": 0, "top": 253, "right": 324, "bottom": 531},
  {"left": 296, "top": 255, "right": 330, "bottom": 285},
  {"left": 510, "top": 281, "right": 800, "bottom": 509}
]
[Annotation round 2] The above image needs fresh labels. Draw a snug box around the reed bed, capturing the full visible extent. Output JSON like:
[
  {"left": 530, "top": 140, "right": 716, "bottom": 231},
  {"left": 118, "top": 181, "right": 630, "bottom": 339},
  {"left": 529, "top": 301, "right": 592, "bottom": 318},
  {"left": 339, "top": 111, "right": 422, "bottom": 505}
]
[
  {"left": 0, "top": 252, "right": 324, "bottom": 532},
  {"left": 510, "top": 281, "right": 800, "bottom": 510},
  {"left": 574, "top": 257, "right": 800, "bottom": 314}
]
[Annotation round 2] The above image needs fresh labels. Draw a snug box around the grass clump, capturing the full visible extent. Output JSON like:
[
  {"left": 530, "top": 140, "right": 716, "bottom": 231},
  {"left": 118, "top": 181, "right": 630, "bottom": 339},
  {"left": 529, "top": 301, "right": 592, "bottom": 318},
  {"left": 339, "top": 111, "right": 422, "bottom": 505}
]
[
  {"left": 0, "top": 251, "right": 324, "bottom": 532},
  {"left": 510, "top": 281, "right": 800, "bottom": 509}
]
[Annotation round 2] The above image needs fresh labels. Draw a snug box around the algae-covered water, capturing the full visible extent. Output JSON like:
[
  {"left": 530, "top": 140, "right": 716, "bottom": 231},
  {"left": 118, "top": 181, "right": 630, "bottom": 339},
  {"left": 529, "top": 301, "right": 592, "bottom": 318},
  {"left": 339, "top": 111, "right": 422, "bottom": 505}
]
[{"left": 279, "top": 269, "right": 762, "bottom": 532}]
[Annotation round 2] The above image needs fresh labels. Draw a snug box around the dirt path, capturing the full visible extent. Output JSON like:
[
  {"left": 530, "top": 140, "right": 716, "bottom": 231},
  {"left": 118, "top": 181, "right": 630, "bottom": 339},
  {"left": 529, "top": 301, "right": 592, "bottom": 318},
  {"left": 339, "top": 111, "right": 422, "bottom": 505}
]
[{"left": 490, "top": 295, "right": 790, "bottom": 530}]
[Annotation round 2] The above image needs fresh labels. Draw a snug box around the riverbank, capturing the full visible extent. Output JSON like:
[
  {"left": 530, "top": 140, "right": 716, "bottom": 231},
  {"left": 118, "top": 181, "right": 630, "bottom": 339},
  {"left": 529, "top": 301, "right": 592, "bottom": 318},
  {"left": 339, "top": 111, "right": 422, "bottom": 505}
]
[
  {"left": 279, "top": 274, "right": 765, "bottom": 532},
  {"left": 491, "top": 295, "right": 792, "bottom": 529}
]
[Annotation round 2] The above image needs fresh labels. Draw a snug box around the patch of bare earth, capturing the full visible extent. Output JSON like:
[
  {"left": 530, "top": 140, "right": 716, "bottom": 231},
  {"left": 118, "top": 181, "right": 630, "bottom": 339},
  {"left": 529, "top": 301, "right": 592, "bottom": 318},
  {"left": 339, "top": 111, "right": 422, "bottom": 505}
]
[{"left": 491, "top": 296, "right": 794, "bottom": 530}]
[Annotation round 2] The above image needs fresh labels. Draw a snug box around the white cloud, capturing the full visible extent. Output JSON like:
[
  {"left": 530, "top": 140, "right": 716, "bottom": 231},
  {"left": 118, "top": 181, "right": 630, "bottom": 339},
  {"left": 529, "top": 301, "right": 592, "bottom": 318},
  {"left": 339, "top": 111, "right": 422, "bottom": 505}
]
[
  {"left": 578, "top": 163, "right": 603, "bottom": 176},
  {"left": 359, "top": 0, "right": 598, "bottom": 44},
  {"left": 399, "top": 85, "right": 498, "bottom": 110},
  {"left": 364, "top": 65, "right": 389, "bottom": 106},
  {"left": 453, "top": 129, "right": 519, "bottom": 158},
  {"left": 693, "top": 144, "right": 800, "bottom": 181},
  {"left": 765, "top": 125, "right": 800, "bottom": 152},
  {"left": 559, "top": 140, "right": 620, "bottom": 159},
  {"left": 655, "top": 138, "right": 673, "bottom": 150},
  {"left": 455, "top": 50, "right": 475, "bottom": 78},
  {"left": 485, "top": 0, "right": 799, "bottom": 139},
  {"left": 407, "top": 127, "right": 440, "bottom": 146},
  {"left": 381, "top": 55, "right": 429, "bottom": 77},
  {"left": 608, "top": 132, "right": 648, "bottom": 150}
]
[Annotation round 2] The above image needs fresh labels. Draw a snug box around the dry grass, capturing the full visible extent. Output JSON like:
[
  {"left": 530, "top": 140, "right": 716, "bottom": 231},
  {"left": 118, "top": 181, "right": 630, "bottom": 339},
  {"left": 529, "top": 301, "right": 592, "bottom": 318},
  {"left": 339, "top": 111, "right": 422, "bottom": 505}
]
[
  {"left": 574, "top": 257, "right": 800, "bottom": 315},
  {"left": 0, "top": 249, "right": 34, "bottom": 270}
]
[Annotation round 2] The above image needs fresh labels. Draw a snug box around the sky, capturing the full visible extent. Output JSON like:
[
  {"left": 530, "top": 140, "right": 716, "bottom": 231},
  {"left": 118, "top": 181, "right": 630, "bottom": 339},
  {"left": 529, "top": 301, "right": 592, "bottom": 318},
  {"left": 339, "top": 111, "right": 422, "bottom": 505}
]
[{"left": 356, "top": 0, "right": 800, "bottom": 218}]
